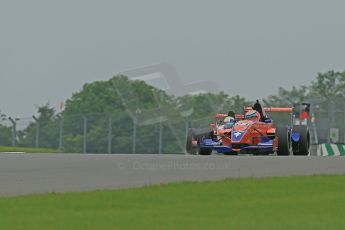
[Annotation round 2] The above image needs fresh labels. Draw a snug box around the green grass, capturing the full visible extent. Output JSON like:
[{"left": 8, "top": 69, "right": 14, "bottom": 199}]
[
  {"left": 1, "top": 175, "right": 345, "bottom": 229},
  {"left": 0, "top": 146, "right": 61, "bottom": 153}
]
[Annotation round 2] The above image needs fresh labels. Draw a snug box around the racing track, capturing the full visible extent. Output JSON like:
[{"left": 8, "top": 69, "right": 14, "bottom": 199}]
[{"left": 1, "top": 152, "right": 345, "bottom": 197}]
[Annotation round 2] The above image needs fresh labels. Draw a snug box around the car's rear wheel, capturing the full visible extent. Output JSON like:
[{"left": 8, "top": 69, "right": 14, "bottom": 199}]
[
  {"left": 292, "top": 125, "right": 310, "bottom": 156},
  {"left": 276, "top": 126, "right": 291, "bottom": 156}
]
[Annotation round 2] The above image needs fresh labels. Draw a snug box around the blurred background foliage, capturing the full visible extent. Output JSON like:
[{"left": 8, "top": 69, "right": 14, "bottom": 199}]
[{"left": 1, "top": 70, "right": 345, "bottom": 153}]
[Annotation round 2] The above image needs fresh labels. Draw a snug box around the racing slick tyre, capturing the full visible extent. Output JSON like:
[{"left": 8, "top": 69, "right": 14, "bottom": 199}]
[
  {"left": 292, "top": 125, "right": 310, "bottom": 156},
  {"left": 186, "top": 128, "right": 197, "bottom": 155},
  {"left": 198, "top": 147, "right": 212, "bottom": 155},
  {"left": 276, "top": 126, "right": 292, "bottom": 156}
]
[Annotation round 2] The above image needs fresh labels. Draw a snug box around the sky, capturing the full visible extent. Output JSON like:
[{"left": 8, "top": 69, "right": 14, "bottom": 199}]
[{"left": 1, "top": 0, "right": 345, "bottom": 118}]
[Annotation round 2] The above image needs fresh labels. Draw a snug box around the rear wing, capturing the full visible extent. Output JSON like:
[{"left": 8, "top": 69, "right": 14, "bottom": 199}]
[
  {"left": 215, "top": 114, "right": 228, "bottom": 119},
  {"left": 215, "top": 113, "right": 245, "bottom": 120},
  {"left": 244, "top": 107, "right": 293, "bottom": 113}
]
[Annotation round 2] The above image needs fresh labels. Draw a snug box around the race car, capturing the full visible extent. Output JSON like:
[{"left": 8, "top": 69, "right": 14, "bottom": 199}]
[
  {"left": 186, "top": 104, "right": 310, "bottom": 156},
  {"left": 186, "top": 112, "right": 239, "bottom": 155}
]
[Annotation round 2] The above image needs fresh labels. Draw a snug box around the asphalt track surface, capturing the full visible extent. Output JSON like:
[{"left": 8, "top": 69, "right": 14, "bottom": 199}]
[{"left": 1, "top": 152, "right": 345, "bottom": 197}]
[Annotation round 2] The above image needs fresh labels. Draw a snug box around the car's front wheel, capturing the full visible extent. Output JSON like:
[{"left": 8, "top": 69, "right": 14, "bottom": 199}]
[
  {"left": 276, "top": 126, "right": 292, "bottom": 156},
  {"left": 198, "top": 147, "right": 212, "bottom": 155}
]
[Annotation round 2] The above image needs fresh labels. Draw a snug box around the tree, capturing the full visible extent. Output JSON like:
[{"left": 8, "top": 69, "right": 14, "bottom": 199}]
[
  {"left": 19, "top": 104, "right": 59, "bottom": 148},
  {"left": 264, "top": 86, "right": 309, "bottom": 107},
  {"left": 62, "top": 75, "right": 182, "bottom": 153},
  {"left": 0, "top": 125, "right": 12, "bottom": 146},
  {"left": 0, "top": 111, "right": 11, "bottom": 146},
  {"left": 310, "top": 71, "right": 345, "bottom": 99}
]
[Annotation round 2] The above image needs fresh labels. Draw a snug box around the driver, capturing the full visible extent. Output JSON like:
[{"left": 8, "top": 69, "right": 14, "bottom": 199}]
[
  {"left": 224, "top": 111, "right": 235, "bottom": 123},
  {"left": 223, "top": 111, "right": 236, "bottom": 128}
]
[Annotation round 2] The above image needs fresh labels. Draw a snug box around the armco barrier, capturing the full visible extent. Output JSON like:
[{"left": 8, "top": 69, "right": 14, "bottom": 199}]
[{"left": 317, "top": 144, "right": 345, "bottom": 156}]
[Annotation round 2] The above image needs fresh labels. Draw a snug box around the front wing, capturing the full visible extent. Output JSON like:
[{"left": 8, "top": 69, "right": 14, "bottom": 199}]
[{"left": 200, "top": 138, "right": 275, "bottom": 154}]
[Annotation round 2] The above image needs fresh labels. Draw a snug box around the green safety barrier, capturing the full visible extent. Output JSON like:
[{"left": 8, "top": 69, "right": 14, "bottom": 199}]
[{"left": 318, "top": 144, "right": 345, "bottom": 156}]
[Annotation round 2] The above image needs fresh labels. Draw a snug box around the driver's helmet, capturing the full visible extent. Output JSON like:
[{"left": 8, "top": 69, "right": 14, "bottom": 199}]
[
  {"left": 223, "top": 116, "right": 235, "bottom": 129},
  {"left": 223, "top": 116, "right": 234, "bottom": 124},
  {"left": 245, "top": 110, "right": 261, "bottom": 121}
]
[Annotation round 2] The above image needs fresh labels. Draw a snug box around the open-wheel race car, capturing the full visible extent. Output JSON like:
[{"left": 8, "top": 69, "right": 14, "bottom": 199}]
[{"left": 186, "top": 102, "right": 310, "bottom": 156}]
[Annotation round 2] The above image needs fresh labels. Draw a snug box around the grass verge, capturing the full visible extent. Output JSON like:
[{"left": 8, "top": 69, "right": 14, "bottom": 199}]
[
  {"left": 0, "top": 146, "right": 61, "bottom": 153},
  {"left": 0, "top": 175, "right": 345, "bottom": 229}
]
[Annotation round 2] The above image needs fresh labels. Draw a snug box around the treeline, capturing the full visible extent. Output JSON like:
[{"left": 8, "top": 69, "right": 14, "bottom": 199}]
[{"left": 0, "top": 70, "right": 344, "bottom": 152}]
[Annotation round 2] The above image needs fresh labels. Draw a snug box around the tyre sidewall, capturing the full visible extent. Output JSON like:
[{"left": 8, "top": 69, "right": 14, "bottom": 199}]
[
  {"left": 292, "top": 125, "right": 310, "bottom": 155},
  {"left": 276, "top": 126, "right": 291, "bottom": 156}
]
